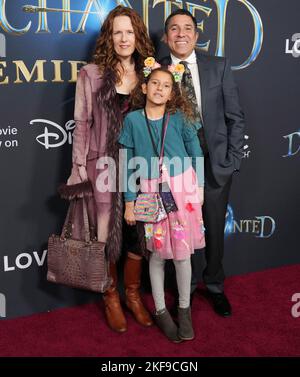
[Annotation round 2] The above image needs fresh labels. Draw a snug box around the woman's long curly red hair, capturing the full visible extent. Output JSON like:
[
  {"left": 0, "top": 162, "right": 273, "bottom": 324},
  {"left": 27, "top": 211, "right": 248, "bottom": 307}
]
[
  {"left": 92, "top": 5, "right": 154, "bottom": 83},
  {"left": 131, "top": 67, "right": 194, "bottom": 120}
]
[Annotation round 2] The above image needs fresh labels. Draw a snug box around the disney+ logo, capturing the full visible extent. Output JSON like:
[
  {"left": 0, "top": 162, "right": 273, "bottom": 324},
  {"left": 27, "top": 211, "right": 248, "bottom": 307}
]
[
  {"left": 283, "top": 130, "right": 300, "bottom": 157},
  {"left": 29, "top": 119, "right": 75, "bottom": 149}
]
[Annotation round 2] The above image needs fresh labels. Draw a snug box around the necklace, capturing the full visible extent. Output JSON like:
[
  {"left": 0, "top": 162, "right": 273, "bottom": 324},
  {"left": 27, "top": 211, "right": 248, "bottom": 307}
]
[{"left": 124, "top": 67, "right": 135, "bottom": 74}]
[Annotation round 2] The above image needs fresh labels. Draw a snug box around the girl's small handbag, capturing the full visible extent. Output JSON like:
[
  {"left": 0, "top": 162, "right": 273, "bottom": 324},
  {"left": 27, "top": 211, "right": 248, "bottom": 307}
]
[
  {"left": 133, "top": 110, "right": 172, "bottom": 223},
  {"left": 134, "top": 192, "right": 167, "bottom": 223}
]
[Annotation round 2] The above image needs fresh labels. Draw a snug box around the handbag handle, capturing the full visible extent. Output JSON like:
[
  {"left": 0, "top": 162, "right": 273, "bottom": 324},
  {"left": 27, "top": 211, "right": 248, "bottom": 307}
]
[
  {"left": 61, "top": 201, "right": 75, "bottom": 240},
  {"left": 86, "top": 205, "right": 97, "bottom": 241},
  {"left": 61, "top": 198, "right": 92, "bottom": 244},
  {"left": 82, "top": 198, "right": 92, "bottom": 243}
]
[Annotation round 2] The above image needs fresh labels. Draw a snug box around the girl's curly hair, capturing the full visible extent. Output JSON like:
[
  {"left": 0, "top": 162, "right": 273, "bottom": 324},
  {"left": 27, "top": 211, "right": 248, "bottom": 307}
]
[
  {"left": 92, "top": 5, "right": 154, "bottom": 83},
  {"left": 131, "top": 67, "right": 194, "bottom": 120}
]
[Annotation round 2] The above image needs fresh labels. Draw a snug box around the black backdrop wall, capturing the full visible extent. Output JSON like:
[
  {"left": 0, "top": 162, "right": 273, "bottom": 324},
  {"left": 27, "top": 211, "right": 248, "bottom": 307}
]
[{"left": 0, "top": 0, "right": 299, "bottom": 319}]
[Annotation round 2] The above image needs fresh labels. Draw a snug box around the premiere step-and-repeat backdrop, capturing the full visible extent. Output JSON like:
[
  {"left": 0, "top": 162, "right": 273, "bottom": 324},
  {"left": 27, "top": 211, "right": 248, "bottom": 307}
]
[{"left": 0, "top": 0, "right": 299, "bottom": 318}]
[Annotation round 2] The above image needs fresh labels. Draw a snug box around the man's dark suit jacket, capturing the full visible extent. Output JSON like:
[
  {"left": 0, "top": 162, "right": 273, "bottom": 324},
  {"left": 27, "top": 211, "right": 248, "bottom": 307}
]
[{"left": 160, "top": 52, "right": 245, "bottom": 187}]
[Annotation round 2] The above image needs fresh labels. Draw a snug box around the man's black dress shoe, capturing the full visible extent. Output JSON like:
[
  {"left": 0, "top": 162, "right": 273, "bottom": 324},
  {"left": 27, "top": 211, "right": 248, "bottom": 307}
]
[{"left": 206, "top": 292, "right": 232, "bottom": 317}]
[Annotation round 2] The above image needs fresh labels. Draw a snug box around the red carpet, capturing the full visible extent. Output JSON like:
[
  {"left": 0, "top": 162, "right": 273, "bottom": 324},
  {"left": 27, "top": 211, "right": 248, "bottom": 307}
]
[{"left": 1, "top": 264, "right": 300, "bottom": 357}]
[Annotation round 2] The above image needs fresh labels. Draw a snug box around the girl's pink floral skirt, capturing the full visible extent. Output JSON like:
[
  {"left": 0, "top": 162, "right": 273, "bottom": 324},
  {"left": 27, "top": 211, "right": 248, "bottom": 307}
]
[{"left": 141, "top": 166, "right": 205, "bottom": 260}]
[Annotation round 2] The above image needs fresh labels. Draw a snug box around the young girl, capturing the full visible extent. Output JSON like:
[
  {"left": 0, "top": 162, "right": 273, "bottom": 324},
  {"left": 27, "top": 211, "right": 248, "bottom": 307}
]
[{"left": 118, "top": 63, "right": 205, "bottom": 342}]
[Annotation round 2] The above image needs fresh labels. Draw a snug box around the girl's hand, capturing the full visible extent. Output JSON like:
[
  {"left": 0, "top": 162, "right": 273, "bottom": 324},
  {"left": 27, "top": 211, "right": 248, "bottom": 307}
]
[
  {"left": 124, "top": 202, "right": 136, "bottom": 226},
  {"left": 198, "top": 186, "right": 204, "bottom": 206}
]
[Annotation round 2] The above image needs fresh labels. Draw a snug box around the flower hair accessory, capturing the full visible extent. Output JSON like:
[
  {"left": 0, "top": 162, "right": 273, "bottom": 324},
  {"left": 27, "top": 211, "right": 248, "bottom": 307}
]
[
  {"left": 143, "top": 57, "right": 161, "bottom": 77},
  {"left": 167, "top": 63, "right": 185, "bottom": 82},
  {"left": 143, "top": 57, "right": 185, "bottom": 83}
]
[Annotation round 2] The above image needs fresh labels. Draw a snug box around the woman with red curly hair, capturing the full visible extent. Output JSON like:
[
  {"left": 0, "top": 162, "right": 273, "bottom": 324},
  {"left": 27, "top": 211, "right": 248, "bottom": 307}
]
[{"left": 67, "top": 5, "right": 154, "bottom": 333}]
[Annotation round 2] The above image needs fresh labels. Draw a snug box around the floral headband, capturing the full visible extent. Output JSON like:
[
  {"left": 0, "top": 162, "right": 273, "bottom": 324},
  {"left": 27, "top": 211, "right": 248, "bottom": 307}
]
[{"left": 143, "top": 57, "right": 185, "bottom": 83}]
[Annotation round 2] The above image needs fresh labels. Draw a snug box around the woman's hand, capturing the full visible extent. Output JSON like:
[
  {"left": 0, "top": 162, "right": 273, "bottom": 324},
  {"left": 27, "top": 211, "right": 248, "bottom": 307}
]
[
  {"left": 78, "top": 165, "right": 88, "bottom": 181},
  {"left": 67, "top": 164, "right": 87, "bottom": 185},
  {"left": 124, "top": 201, "right": 136, "bottom": 226}
]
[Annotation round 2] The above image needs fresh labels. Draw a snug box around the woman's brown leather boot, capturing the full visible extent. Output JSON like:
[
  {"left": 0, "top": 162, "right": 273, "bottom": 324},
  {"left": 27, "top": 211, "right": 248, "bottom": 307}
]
[
  {"left": 103, "top": 262, "right": 127, "bottom": 332},
  {"left": 124, "top": 254, "right": 153, "bottom": 327}
]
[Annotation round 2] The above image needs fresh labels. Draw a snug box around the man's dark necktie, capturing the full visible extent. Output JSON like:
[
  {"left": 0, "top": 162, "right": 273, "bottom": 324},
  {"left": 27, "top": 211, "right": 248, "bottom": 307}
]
[{"left": 180, "top": 61, "right": 208, "bottom": 156}]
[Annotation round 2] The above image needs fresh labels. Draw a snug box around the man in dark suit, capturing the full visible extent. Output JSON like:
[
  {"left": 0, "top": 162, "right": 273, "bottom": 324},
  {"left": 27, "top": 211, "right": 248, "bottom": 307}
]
[{"left": 160, "top": 9, "right": 245, "bottom": 316}]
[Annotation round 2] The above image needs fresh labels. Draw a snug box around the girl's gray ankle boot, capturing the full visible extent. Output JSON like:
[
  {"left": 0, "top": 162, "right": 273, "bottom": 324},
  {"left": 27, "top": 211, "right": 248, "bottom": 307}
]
[
  {"left": 178, "top": 306, "right": 194, "bottom": 340},
  {"left": 154, "top": 309, "right": 182, "bottom": 343}
]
